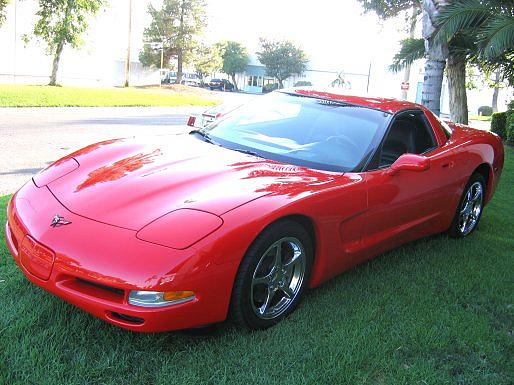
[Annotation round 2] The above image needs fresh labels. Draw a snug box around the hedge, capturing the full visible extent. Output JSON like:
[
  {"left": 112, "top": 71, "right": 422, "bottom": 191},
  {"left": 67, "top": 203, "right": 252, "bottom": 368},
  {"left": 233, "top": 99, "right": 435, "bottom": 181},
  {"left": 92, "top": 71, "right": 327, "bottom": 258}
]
[
  {"left": 506, "top": 112, "right": 514, "bottom": 144},
  {"left": 491, "top": 112, "right": 508, "bottom": 139}
]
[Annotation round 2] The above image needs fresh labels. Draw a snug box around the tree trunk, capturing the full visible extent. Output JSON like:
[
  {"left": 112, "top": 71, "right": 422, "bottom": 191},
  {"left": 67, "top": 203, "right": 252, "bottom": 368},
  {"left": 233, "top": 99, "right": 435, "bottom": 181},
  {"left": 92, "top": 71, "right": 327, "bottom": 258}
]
[
  {"left": 421, "top": 0, "right": 448, "bottom": 116},
  {"left": 177, "top": 50, "right": 183, "bottom": 84},
  {"left": 492, "top": 70, "right": 500, "bottom": 112},
  {"left": 447, "top": 53, "right": 468, "bottom": 124},
  {"left": 49, "top": 40, "right": 65, "bottom": 86},
  {"left": 278, "top": 79, "right": 284, "bottom": 89},
  {"left": 231, "top": 73, "right": 238, "bottom": 91},
  {"left": 401, "top": 6, "right": 419, "bottom": 100}
]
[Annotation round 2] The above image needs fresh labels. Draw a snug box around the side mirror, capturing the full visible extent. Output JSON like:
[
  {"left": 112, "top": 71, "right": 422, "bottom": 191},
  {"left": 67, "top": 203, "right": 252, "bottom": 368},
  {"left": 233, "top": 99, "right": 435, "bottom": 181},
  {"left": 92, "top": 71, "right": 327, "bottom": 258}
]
[{"left": 387, "top": 154, "right": 430, "bottom": 176}]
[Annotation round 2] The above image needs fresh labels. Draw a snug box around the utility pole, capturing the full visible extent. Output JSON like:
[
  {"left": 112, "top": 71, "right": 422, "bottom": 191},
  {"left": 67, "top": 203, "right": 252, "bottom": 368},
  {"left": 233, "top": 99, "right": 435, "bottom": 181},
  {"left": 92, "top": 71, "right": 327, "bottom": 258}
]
[
  {"left": 366, "top": 62, "right": 372, "bottom": 93},
  {"left": 13, "top": 0, "right": 17, "bottom": 82},
  {"left": 124, "top": 0, "right": 132, "bottom": 87}
]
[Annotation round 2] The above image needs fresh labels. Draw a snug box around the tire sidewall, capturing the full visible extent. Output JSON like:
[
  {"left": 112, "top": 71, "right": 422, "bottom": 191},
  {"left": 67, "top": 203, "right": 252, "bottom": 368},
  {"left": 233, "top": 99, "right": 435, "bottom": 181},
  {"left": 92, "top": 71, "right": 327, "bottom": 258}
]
[
  {"left": 231, "top": 220, "right": 314, "bottom": 330},
  {"left": 449, "top": 173, "right": 486, "bottom": 238}
]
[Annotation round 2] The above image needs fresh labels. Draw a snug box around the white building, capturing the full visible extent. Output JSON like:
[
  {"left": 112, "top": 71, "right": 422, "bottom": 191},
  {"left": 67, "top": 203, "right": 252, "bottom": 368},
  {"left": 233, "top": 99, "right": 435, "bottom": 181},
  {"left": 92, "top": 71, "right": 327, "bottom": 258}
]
[{"left": 0, "top": 0, "right": 160, "bottom": 86}]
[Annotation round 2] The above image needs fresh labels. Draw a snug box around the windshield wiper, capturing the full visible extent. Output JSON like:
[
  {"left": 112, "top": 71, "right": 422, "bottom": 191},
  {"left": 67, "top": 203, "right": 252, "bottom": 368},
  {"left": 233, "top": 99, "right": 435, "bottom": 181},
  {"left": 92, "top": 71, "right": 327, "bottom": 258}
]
[{"left": 190, "top": 129, "right": 217, "bottom": 144}]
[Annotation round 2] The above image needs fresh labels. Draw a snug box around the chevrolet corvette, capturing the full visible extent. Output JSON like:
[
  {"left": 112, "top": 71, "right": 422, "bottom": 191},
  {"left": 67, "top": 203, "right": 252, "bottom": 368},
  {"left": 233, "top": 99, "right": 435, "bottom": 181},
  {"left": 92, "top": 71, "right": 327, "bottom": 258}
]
[{"left": 5, "top": 88, "right": 504, "bottom": 332}]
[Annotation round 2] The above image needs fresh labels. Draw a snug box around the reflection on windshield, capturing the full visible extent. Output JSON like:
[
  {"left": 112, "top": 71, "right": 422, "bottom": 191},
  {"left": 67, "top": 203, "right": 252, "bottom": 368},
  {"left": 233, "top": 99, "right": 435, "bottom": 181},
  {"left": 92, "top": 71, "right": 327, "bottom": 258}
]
[{"left": 204, "top": 92, "right": 389, "bottom": 172}]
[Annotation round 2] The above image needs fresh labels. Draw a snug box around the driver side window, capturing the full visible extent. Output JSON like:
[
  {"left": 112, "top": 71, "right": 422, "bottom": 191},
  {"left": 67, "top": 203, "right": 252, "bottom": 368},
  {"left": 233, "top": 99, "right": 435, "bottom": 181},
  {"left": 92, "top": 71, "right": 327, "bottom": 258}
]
[{"left": 378, "top": 111, "right": 437, "bottom": 168}]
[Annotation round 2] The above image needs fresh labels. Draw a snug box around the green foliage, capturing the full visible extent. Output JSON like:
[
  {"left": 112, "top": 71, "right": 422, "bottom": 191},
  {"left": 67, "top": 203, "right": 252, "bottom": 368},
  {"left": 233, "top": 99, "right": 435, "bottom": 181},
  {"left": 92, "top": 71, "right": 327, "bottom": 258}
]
[
  {"left": 30, "top": 0, "right": 103, "bottom": 53},
  {"left": 257, "top": 38, "right": 308, "bottom": 87},
  {"left": 219, "top": 41, "right": 249, "bottom": 78},
  {"left": 356, "top": 0, "right": 420, "bottom": 20},
  {"left": 491, "top": 111, "right": 508, "bottom": 139},
  {"left": 262, "top": 83, "right": 279, "bottom": 93},
  {"left": 508, "top": 99, "right": 514, "bottom": 110},
  {"left": 193, "top": 44, "right": 222, "bottom": 79},
  {"left": 436, "top": 0, "right": 514, "bottom": 85},
  {"left": 0, "top": 0, "right": 9, "bottom": 26},
  {"left": 478, "top": 105, "right": 493, "bottom": 116},
  {"left": 506, "top": 112, "right": 514, "bottom": 144},
  {"left": 140, "top": 0, "right": 206, "bottom": 69},
  {"left": 293, "top": 81, "right": 312, "bottom": 87},
  {"left": 390, "top": 38, "right": 425, "bottom": 72}
]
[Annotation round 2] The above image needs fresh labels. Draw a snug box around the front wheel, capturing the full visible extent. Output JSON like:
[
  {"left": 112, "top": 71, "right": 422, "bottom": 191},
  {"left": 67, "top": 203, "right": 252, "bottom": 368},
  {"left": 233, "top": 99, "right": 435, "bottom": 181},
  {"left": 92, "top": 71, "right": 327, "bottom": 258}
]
[
  {"left": 230, "top": 220, "right": 313, "bottom": 330},
  {"left": 448, "top": 173, "right": 486, "bottom": 238}
]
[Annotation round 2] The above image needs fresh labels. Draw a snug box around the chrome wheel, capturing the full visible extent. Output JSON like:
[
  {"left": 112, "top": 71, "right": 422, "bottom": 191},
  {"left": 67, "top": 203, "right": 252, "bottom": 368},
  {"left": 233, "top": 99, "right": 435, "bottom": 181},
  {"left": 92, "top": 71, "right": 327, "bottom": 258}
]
[
  {"left": 459, "top": 181, "right": 483, "bottom": 235},
  {"left": 250, "top": 237, "right": 306, "bottom": 320}
]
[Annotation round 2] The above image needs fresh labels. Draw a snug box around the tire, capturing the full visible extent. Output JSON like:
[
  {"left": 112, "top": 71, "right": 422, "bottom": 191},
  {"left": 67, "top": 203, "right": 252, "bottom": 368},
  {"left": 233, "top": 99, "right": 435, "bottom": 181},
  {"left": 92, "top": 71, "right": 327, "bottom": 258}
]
[
  {"left": 448, "top": 173, "right": 486, "bottom": 238},
  {"left": 230, "top": 220, "right": 313, "bottom": 330}
]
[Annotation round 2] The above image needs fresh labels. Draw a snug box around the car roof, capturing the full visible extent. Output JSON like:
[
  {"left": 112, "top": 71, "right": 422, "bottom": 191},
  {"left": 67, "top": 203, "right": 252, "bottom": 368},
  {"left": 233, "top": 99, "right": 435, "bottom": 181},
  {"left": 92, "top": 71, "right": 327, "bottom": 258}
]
[{"left": 282, "top": 87, "right": 424, "bottom": 114}]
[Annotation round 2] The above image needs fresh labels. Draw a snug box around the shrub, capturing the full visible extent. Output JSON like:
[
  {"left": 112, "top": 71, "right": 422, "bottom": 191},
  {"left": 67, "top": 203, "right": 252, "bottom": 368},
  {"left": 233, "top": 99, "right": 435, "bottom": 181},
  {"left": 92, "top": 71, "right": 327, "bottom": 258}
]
[
  {"left": 262, "top": 83, "right": 279, "bottom": 93},
  {"left": 508, "top": 100, "right": 514, "bottom": 111},
  {"left": 478, "top": 105, "right": 493, "bottom": 116},
  {"left": 491, "top": 112, "right": 508, "bottom": 139},
  {"left": 294, "top": 81, "right": 312, "bottom": 87},
  {"left": 506, "top": 112, "right": 514, "bottom": 144}
]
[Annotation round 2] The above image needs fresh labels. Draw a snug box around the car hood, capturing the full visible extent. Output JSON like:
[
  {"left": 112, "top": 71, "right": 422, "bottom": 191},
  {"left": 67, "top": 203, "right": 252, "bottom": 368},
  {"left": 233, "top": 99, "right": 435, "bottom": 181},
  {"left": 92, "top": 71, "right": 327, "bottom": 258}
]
[{"left": 47, "top": 134, "right": 342, "bottom": 230}]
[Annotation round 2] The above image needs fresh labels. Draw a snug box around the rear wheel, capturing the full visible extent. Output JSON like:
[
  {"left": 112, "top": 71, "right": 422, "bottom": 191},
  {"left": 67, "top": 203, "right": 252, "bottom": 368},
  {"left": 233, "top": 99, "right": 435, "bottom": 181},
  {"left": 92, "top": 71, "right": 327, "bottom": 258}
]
[
  {"left": 230, "top": 220, "right": 313, "bottom": 330},
  {"left": 448, "top": 173, "right": 486, "bottom": 238}
]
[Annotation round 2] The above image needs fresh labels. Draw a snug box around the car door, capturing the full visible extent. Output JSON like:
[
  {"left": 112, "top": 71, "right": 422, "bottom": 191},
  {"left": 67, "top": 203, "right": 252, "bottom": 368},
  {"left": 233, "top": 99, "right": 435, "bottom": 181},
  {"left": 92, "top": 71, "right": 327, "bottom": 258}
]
[{"left": 360, "top": 109, "right": 460, "bottom": 256}]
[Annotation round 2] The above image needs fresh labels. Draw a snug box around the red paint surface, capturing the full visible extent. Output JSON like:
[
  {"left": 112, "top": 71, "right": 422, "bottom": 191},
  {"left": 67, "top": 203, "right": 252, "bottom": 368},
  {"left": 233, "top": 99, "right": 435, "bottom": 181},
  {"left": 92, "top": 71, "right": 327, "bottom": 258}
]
[{"left": 5, "top": 94, "right": 504, "bottom": 332}]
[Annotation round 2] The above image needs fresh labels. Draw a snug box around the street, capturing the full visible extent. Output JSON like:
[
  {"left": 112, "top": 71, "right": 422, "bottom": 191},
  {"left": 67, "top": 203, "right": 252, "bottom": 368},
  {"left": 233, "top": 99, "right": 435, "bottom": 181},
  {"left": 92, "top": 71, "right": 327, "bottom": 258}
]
[{"left": 0, "top": 91, "right": 257, "bottom": 195}]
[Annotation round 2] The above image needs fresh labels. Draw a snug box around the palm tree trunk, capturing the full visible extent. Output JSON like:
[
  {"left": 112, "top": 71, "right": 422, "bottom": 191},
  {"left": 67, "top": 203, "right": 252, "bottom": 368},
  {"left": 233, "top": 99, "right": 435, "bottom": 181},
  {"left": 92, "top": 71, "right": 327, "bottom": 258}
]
[
  {"left": 401, "top": 6, "right": 419, "bottom": 100},
  {"left": 49, "top": 40, "right": 65, "bottom": 86},
  {"left": 491, "top": 70, "right": 500, "bottom": 112},
  {"left": 421, "top": 0, "right": 449, "bottom": 116},
  {"left": 447, "top": 53, "right": 468, "bottom": 124},
  {"left": 177, "top": 49, "right": 183, "bottom": 84}
]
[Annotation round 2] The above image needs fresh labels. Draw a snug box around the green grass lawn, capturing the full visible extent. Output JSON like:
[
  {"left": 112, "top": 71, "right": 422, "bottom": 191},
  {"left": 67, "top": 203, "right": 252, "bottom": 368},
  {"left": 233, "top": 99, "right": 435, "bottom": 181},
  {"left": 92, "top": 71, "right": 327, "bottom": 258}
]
[
  {"left": 469, "top": 115, "right": 493, "bottom": 122},
  {"left": 1, "top": 149, "right": 513, "bottom": 385},
  {"left": 0, "top": 85, "right": 218, "bottom": 107}
]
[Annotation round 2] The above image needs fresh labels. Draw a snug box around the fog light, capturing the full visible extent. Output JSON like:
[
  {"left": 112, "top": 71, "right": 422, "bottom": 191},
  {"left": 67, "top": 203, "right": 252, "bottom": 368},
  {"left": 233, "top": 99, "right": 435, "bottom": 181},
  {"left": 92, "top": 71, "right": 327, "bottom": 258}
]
[{"left": 128, "top": 290, "right": 195, "bottom": 307}]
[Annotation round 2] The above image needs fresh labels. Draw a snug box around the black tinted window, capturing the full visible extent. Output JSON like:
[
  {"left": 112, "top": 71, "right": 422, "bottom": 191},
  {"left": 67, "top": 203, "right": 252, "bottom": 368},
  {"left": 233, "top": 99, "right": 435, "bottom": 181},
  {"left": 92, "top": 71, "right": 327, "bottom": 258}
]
[{"left": 379, "top": 111, "right": 436, "bottom": 167}]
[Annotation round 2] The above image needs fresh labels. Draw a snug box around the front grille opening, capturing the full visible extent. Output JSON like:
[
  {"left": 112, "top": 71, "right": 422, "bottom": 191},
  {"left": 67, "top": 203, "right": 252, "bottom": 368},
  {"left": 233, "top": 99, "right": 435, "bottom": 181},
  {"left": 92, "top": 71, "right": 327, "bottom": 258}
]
[
  {"left": 75, "top": 278, "right": 124, "bottom": 296},
  {"left": 110, "top": 312, "right": 144, "bottom": 325}
]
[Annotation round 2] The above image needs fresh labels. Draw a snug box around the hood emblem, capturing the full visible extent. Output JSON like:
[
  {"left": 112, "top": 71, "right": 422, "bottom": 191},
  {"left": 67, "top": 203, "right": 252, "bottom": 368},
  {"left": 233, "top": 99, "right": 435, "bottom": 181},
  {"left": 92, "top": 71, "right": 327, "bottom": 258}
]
[{"left": 50, "top": 214, "right": 71, "bottom": 228}]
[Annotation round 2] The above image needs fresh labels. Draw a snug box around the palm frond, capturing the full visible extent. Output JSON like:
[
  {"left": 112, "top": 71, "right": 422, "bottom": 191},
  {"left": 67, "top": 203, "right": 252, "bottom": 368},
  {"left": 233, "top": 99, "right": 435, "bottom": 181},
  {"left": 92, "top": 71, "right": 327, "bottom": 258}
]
[
  {"left": 389, "top": 38, "right": 425, "bottom": 73},
  {"left": 481, "top": 14, "right": 514, "bottom": 58},
  {"left": 434, "top": 0, "right": 492, "bottom": 44}
]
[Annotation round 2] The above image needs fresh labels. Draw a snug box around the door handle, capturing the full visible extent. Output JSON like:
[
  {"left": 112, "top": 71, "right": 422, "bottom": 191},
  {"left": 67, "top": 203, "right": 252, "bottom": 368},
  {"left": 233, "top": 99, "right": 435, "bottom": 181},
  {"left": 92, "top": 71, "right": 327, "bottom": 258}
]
[{"left": 442, "top": 161, "right": 455, "bottom": 168}]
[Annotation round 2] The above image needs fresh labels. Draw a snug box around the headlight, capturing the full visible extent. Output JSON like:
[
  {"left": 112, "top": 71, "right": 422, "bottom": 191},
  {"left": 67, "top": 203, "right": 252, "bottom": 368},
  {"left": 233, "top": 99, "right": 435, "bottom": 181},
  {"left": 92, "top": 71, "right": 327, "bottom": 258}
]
[
  {"left": 128, "top": 290, "right": 195, "bottom": 307},
  {"left": 136, "top": 209, "right": 223, "bottom": 249}
]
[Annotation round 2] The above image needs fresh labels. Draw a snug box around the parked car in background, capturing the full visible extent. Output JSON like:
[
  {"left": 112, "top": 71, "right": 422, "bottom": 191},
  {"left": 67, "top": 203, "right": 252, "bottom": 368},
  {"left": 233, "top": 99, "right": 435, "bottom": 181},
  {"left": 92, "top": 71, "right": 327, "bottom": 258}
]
[
  {"left": 187, "top": 102, "right": 244, "bottom": 129},
  {"left": 208, "top": 78, "right": 235, "bottom": 91},
  {"left": 161, "top": 71, "right": 201, "bottom": 87}
]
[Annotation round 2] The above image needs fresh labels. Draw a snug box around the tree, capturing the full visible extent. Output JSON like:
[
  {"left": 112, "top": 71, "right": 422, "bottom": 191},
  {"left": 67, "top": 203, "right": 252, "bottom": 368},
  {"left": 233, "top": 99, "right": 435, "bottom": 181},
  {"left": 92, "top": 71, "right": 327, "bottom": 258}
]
[
  {"left": 27, "top": 0, "right": 103, "bottom": 86},
  {"left": 421, "top": 0, "right": 449, "bottom": 117},
  {"left": 435, "top": 0, "right": 514, "bottom": 87},
  {"left": 140, "top": 0, "right": 206, "bottom": 84},
  {"left": 257, "top": 38, "right": 308, "bottom": 89},
  {"left": 193, "top": 43, "right": 222, "bottom": 80},
  {"left": 0, "top": 0, "right": 9, "bottom": 27},
  {"left": 220, "top": 41, "right": 248, "bottom": 91}
]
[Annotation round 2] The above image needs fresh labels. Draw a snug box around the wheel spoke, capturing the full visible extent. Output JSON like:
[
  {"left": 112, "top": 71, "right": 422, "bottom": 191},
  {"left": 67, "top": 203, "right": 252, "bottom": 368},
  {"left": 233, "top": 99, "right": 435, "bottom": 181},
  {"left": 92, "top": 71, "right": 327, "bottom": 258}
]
[
  {"left": 281, "top": 285, "right": 294, "bottom": 299},
  {"left": 259, "top": 287, "right": 275, "bottom": 315},
  {"left": 273, "top": 241, "right": 283, "bottom": 270},
  {"left": 283, "top": 248, "right": 302, "bottom": 276},
  {"left": 253, "top": 272, "right": 272, "bottom": 286}
]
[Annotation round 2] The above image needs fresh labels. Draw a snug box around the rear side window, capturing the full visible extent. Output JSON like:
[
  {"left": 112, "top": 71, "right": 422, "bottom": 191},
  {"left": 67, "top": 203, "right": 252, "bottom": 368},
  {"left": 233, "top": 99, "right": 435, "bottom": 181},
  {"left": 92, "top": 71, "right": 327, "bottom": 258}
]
[{"left": 376, "top": 110, "right": 437, "bottom": 168}]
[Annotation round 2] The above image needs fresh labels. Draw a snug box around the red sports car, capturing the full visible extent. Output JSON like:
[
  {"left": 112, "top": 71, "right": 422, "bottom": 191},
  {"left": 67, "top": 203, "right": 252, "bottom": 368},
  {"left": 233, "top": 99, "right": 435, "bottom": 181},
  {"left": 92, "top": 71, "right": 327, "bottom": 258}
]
[{"left": 5, "top": 89, "right": 504, "bottom": 332}]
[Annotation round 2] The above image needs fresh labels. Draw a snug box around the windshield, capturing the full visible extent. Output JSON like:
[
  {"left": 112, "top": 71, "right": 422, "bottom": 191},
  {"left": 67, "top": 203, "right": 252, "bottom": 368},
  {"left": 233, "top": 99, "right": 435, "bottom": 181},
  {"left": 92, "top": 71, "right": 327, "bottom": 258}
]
[{"left": 201, "top": 92, "right": 390, "bottom": 172}]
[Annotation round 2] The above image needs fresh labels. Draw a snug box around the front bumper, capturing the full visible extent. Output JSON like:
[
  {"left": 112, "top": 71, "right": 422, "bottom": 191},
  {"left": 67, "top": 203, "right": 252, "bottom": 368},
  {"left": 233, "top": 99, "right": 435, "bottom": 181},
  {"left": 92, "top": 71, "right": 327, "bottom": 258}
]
[{"left": 5, "top": 181, "right": 238, "bottom": 332}]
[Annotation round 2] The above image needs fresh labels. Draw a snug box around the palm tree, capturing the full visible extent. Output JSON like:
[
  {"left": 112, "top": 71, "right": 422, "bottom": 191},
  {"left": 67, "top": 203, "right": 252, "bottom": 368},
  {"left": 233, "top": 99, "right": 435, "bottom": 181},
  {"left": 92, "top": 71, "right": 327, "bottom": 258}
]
[{"left": 436, "top": 0, "right": 514, "bottom": 106}]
